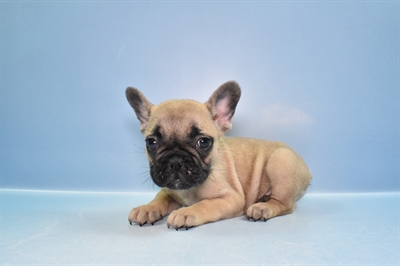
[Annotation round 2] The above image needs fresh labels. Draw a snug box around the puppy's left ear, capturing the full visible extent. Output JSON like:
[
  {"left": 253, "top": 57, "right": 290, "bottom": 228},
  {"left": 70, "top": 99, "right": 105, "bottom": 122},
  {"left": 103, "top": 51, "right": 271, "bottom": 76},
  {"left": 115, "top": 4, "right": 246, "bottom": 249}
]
[
  {"left": 206, "top": 81, "right": 241, "bottom": 133},
  {"left": 126, "top": 87, "right": 153, "bottom": 133}
]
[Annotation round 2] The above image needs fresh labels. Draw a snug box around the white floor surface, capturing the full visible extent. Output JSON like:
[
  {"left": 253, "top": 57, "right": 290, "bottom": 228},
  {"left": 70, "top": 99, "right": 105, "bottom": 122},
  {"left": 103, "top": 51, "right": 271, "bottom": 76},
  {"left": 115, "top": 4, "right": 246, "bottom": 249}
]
[{"left": 1, "top": 190, "right": 399, "bottom": 265}]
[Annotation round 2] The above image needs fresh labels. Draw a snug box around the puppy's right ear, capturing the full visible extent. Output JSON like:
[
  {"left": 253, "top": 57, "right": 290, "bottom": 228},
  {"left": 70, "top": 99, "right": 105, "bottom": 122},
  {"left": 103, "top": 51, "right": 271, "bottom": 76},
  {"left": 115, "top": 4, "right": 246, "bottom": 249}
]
[
  {"left": 206, "top": 81, "right": 241, "bottom": 134},
  {"left": 126, "top": 87, "right": 153, "bottom": 133}
]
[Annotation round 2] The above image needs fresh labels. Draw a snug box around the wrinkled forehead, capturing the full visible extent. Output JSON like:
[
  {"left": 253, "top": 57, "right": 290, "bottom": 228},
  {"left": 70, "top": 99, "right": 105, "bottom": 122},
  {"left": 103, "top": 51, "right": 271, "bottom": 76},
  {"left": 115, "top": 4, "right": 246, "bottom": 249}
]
[{"left": 145, "top": 100, "right": 215, "bottom": 139}]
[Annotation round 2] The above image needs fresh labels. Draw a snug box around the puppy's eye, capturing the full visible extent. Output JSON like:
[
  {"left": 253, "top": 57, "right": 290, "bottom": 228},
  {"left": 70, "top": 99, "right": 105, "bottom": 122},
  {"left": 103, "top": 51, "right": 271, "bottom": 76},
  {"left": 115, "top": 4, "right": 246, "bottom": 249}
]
[
  {"left": 197, "top": 137, "right": 212, "bottom": 149},
  {"left": 146, "top": 138, "right": 158, "bottom": 150}
]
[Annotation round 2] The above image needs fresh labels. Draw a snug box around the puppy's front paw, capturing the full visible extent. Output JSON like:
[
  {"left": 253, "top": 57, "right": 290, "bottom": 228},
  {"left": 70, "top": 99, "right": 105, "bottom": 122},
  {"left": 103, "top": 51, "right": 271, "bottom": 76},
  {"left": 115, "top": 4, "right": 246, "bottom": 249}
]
[
  {"left": 128, "top": 205, "right": 164, "bottom": 226},
  {"left": 167, "top": 207, "right": 201, "bottom": 230},
  {"left": 246, "top": 202, "right": 273, "bottom": 222}
]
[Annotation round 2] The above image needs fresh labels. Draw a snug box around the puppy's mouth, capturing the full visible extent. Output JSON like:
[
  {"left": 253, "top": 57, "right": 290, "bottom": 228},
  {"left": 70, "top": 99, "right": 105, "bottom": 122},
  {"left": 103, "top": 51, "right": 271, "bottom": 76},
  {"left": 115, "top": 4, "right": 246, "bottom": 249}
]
[{"left": 150, "top": 154, "right": 210, "bottom": 190}]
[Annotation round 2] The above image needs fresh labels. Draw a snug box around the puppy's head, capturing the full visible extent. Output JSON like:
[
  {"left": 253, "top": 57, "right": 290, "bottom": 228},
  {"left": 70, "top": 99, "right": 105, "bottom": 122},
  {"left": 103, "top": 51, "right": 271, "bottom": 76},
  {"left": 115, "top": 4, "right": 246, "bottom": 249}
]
[{"left": 126, "top": 81, "right": 241, "bottom": 190}]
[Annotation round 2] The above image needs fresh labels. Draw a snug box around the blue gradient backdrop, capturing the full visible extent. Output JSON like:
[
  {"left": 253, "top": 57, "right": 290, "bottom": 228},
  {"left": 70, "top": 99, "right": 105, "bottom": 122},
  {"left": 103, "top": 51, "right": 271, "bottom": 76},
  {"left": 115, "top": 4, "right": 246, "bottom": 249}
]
[{"left": 1, "top": 1, "right": 398, "bottom": 192}]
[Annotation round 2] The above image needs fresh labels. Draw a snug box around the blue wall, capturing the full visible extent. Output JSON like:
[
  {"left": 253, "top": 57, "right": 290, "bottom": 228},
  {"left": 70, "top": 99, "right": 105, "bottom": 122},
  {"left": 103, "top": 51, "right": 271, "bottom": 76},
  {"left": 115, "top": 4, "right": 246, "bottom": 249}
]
[{"left": 2, "top": 1, "right": 398, "bottom": 192}]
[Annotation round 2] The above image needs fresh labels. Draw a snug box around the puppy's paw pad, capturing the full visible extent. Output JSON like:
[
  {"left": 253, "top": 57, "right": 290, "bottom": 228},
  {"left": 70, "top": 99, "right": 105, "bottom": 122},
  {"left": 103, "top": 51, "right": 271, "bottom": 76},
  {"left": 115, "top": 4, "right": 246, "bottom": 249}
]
[{"left": 128, "top": 205, "right": 164, "bottom": 226}]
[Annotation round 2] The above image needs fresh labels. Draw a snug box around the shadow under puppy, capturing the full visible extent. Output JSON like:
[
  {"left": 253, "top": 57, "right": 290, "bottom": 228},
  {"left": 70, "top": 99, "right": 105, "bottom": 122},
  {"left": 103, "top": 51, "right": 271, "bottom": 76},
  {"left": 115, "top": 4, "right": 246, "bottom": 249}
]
[{"left": 126, "top": 81, "right": 312, "bottom": 230}]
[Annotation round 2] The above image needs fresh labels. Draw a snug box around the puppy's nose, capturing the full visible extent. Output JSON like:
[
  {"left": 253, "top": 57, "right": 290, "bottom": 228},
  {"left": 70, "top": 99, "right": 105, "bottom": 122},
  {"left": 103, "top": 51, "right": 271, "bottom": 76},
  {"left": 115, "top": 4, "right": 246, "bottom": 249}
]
[{"left": 168, "top": 156, "right": 184, "bottom": 170}]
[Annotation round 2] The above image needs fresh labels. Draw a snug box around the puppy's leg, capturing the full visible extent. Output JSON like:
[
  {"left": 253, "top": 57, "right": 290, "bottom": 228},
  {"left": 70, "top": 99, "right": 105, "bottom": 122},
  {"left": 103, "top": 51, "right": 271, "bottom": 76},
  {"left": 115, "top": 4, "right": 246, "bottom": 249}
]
[
  {"left": 246, "top": 147, "right": 311, "bottom": 221},
  {"left": 128, "top": 189, "right": 181, "bottom": 226},
  {"left": 167, "top": 192, "right": 244, "bottom": 230}
]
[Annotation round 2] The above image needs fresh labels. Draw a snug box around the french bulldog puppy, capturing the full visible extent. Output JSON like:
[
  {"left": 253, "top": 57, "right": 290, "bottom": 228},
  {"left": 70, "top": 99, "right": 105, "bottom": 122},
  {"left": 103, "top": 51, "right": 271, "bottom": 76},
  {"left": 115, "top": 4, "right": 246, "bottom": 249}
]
[{"left": 126, "top": 81, "right": 312, "bottom": 230}]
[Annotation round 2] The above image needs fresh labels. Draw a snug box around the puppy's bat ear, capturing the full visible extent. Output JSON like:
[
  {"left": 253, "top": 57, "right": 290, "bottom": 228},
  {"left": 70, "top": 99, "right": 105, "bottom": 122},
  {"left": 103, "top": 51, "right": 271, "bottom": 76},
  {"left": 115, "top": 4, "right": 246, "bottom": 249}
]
[
  {"left": 126, "top": 87, "right": 153, "bottom": 133},
  {"left": 206, "top": 81, "right": 241, "bottom": 133}
]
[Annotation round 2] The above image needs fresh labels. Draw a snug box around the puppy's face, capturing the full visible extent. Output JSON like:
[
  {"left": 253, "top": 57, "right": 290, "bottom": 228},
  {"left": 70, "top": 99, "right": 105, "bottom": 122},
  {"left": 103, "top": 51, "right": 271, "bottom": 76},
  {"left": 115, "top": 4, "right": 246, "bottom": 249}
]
[
  {"left": 143, "top": 101, "right": 219, "bottom": 189},
  {"left": 126, "top": 81, "right": 241, "bottom": 190}
]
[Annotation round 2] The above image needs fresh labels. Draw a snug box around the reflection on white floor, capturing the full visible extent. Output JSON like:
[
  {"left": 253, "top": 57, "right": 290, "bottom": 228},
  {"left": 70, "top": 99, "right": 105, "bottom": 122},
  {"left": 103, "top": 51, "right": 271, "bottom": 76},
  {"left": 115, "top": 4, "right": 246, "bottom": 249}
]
[{"left": 1, "top": 190, "right": 398, "bottom": 265}]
